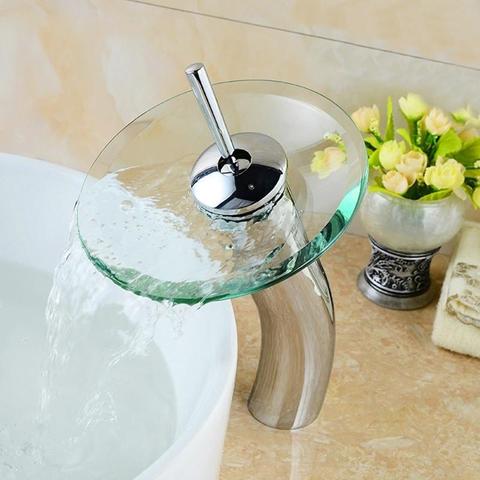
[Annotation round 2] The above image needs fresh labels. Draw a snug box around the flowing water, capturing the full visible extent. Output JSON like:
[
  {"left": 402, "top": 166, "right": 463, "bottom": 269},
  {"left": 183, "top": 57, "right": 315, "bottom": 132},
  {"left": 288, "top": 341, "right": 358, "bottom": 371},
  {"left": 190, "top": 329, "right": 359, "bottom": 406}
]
[
  {"left": 0, "top": 230, "right": 178, "bottom": 479},
  {"left": 0, "top": 164, "right": 301, "bottom": 479}
]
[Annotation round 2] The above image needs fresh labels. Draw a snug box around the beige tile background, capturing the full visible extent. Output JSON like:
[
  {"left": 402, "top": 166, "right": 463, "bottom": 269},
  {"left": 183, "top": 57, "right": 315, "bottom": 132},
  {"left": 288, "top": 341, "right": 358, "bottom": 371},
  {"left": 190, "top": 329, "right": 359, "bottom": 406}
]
[
  {"left": 142, "top": 0, "right": 480, "bottom": 69},
  {"left": 1, "top": 0, "right": 479, "bottom": 213}
]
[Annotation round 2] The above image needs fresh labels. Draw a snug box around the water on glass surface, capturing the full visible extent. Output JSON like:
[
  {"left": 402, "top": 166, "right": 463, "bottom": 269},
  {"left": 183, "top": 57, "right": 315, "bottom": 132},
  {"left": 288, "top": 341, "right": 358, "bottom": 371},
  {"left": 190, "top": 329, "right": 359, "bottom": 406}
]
[
  {"left": 0, "top": 231, "right": 178, "bottom": 480},
  {"left": 78, "top": 166, "right": 302, "bottom": 302}
]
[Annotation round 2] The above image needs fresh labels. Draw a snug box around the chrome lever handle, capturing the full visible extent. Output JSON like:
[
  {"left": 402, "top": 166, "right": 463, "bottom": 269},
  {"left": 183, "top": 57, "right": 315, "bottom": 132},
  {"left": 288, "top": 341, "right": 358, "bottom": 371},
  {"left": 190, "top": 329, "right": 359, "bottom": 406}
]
[{"left": 185, "top": 63, "right": 235, "bottom": 159}]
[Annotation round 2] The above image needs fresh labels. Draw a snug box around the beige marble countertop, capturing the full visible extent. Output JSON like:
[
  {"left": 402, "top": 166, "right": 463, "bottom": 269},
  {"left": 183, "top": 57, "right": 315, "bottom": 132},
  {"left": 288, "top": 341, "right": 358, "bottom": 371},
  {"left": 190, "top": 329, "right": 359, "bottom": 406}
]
[{"left": 221, "top": 234, "right": 480, "bottom": 480}]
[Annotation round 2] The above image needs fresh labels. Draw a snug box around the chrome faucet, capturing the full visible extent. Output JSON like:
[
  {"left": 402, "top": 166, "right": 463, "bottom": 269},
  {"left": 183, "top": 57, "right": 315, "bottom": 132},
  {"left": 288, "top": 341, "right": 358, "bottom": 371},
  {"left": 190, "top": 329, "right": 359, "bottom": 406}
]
[{"left": 185, "top": 63, "right": 335, "bottom": 430}]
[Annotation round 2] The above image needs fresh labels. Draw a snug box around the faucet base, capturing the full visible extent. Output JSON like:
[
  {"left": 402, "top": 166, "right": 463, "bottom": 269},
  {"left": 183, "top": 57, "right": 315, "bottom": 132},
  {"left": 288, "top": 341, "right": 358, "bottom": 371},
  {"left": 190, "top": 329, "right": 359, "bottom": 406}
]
[{"left": 249, "top": 259, "right": 335, "bottom": 430}]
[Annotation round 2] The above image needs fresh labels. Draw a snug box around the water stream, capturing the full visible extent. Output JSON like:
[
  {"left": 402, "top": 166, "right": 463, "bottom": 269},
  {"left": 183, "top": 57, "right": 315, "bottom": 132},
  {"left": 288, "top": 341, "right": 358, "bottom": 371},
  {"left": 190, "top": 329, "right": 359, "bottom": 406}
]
[{"left": 0, "top": 229, "right": 178, "bottom": 479}]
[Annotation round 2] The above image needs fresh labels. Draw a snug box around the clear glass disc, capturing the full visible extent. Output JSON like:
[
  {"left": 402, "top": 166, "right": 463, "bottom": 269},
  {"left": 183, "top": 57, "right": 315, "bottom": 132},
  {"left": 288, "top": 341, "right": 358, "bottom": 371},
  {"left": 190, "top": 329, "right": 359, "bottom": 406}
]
[{"left": 77, "top": 80, "right": 367, "bottom": 304}]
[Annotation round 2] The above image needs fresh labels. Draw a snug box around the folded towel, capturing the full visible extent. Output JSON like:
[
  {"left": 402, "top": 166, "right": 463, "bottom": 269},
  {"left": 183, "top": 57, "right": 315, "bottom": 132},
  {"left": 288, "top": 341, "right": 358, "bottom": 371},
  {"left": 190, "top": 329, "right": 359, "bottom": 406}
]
[{"left": 432, "top": 221, "right": 480, "bottom": 358}]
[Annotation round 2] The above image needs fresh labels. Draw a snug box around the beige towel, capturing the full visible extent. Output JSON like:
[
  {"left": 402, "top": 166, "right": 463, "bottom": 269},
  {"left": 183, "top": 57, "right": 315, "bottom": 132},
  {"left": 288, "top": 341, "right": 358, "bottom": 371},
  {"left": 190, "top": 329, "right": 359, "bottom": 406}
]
[{"left": 432, "top": 221, "right": 480, "bottom": 358}]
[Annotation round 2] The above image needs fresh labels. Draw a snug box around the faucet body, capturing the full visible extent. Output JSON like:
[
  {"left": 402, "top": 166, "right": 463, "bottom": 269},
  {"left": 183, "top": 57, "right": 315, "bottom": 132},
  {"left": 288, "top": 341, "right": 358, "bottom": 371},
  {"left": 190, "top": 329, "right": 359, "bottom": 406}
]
[
  {"left": 186, "top": 63, "right": 335, "bottom": 430},
  {"left": 250, "top": 258, "right": 334, "bottom": 429}
]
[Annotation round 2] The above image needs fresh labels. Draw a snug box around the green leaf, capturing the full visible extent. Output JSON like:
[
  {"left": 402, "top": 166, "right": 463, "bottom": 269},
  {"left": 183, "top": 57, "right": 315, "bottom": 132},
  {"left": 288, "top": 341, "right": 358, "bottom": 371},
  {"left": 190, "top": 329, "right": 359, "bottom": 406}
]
[
  {"left": 364, "top": 136, "right": 381, "bottom": 149},
  {"left": 396, "top": 128, "right": 412, "bottom": 146},
  {"left": 465, "top": 169, "right": 480, "bottom": 178},
  {"left": 422, "top": 131, "right": 439, "bottom": 162},
  {"left": 418, "top": 189, "right": 452, "bottom": 202},
  {"left": 434, "top": 128, "right": 462, "bottom": 159},
  {"left": 385, "top": 96, "right": 394, "bottom": 141},
  {"left": 368, "top": 185, "right": 404, "bottom": 199},
  {"left": 455, "top": 138, "right": 480, "bottom": 166},
  {"left": 406, "top": 118, "right": 416, "bottom": 145},
  {"left": 368, "top": 149, "right": 381, "bottom": 169}
]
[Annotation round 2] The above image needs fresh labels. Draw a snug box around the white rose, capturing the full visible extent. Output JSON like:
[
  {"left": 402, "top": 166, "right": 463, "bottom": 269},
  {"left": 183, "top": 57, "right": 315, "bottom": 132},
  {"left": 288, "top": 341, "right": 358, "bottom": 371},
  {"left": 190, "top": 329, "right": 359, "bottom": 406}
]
[
  {"left": 310, "top": 146, "right": 346, "bottom": 179},
  {"left": 382, "top": 170, "right": 409, "bottom": 195},
  {"left": 351, "top": 105, "right": 380, "bottom": 133},
  {"left": 424, "top": 108, "right": 451, "bottom": 136},
  {"left": 395, "top": 150, "right": 427, "bottom": 185},
  {"left": 379, "top": 140, "right": 406, "bottom": 170},
  {"left": 398, "top": 93, "right": 428, "bottom": 120}
]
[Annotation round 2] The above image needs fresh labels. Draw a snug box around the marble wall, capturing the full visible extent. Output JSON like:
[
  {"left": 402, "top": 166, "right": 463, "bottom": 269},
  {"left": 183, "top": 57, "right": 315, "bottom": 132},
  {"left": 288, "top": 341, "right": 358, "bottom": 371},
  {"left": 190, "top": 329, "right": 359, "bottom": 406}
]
[
  {"left": 145, "top": 0, "right": 480, "bottom": 69},
  {"left": 1, "top": 0, "right": 479, "bottom": 221}
]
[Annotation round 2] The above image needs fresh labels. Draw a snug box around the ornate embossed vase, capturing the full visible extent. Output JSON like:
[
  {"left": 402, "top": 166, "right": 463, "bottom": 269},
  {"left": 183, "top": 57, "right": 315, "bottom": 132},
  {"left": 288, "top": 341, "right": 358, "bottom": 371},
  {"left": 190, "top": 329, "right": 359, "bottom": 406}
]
[{"left": 357, "top": 191, "right": 465, "bottom": 310}]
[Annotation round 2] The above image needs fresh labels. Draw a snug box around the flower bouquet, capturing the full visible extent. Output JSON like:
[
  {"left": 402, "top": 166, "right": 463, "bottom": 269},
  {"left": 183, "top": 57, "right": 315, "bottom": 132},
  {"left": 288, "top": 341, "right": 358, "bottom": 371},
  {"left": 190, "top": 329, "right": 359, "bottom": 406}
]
[{"left": 351, "top": 94, "right": 480, "bottom": 309}]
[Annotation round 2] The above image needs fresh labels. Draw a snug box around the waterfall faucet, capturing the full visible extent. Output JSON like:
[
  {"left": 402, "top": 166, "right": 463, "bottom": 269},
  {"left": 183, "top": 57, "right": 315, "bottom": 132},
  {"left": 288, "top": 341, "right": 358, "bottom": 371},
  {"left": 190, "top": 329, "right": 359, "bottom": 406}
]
[
  {"left": 77, "top": 64, "right": 366, "bottom": 431},
  {"left": 185, "top": 63, "right": 336, "bottom": 430}
]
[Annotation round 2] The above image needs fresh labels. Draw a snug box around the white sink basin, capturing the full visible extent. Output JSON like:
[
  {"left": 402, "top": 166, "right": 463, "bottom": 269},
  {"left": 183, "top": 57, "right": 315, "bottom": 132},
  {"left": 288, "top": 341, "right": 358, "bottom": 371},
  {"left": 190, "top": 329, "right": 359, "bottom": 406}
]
[{"left": 0, "top": 153, "right": 237, "bottom": 480}]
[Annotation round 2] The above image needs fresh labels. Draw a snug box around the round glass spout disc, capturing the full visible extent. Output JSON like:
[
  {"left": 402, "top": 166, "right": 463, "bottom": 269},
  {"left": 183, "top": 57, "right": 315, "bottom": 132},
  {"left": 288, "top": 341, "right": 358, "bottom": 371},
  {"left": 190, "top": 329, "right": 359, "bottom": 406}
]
[{"left": 77, "top": 80, "right": 368, "bottom": 304}]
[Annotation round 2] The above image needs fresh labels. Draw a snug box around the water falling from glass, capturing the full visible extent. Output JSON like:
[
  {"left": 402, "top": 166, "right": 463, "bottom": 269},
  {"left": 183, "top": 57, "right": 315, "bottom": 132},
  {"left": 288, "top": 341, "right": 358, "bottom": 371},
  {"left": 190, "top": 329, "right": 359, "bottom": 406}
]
[{"left": 0, "top": 223, "right": 179, "bottom": 480}]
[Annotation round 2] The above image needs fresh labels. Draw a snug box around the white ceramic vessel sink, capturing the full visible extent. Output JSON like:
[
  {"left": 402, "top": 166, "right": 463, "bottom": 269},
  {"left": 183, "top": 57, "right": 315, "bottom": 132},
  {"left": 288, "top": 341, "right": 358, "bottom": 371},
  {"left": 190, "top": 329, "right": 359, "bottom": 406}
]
[{"left": 0, "top": 153, "right": 237, "bottom": 480}]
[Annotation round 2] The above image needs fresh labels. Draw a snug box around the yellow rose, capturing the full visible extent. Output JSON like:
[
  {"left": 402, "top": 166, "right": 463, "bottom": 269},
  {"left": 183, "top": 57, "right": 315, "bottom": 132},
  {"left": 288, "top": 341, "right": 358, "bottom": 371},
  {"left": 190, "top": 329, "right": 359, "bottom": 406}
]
[
  {"left": 398, "top": 93, "right": 428, "bottom": 120},
  {"left": 473, "top": 187, "right": 480, "bottom": 208},
  {"left": 382, "top": 170, "right": 409, "bottom": 195},
  {"left": 424, "top": 157, "right": 465, "bottom": 190},
  {"left": 379, "top": 140, "right": 406, "bottom": 170},
  {"left": 351, "top": 105, "right": 380, "bottom": 133},
  {"left": 458, "top": 127, "right": 479, "bottom": 142},
  {"left": 424, "top": 108, "right": 451, "bottom": 136},
  {"left": 395, "top": 150, "right": 427, "bottom": 185},
  {"left": 310, "top": 146, "right": 346, "bottom": 179}
]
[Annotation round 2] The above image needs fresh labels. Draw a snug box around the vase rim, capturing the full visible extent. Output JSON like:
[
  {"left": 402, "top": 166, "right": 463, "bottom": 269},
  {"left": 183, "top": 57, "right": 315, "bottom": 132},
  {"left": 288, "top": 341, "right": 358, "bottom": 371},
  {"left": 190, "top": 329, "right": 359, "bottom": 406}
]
[{"left": 368, "top": 190, "right": 460, "bottom": 208}]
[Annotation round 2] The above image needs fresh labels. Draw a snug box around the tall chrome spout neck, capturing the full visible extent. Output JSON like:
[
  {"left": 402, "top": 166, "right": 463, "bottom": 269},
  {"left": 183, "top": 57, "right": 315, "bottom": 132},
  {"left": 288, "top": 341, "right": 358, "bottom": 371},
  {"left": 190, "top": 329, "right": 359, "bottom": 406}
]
[{"left": 185, "top": 63, "right": 287, "bottom": 220}]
